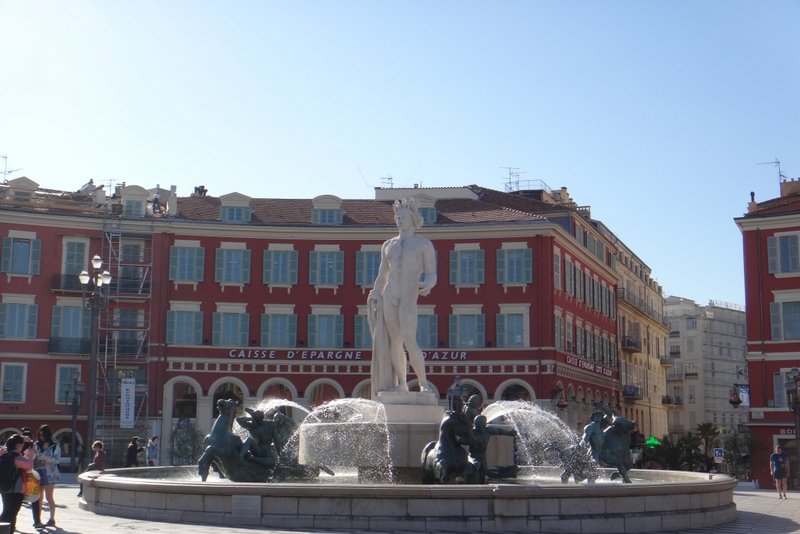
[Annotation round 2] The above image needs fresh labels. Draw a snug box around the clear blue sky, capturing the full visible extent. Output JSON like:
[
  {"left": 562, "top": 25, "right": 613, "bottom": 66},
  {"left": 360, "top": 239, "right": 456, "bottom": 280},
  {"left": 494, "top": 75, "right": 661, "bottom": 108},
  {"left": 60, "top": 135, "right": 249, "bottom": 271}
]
[{"left": 2, "top": 1, "right": 798, "bottom": 307}]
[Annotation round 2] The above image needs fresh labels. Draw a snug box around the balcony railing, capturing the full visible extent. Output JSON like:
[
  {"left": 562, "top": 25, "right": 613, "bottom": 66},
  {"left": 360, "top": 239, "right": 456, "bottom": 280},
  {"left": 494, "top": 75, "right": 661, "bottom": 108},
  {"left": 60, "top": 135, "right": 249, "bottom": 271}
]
[
  {"left": 616, "top": 287, "right": 666, "bottom": 324},
  {"left": 660, "top": 356, "right": 674, "bottom": 367},
  {"left": 662, "top": 395, "right": 682, "bottom": 406},
  {"left": 622, "top": 385, "right": 643, "bottom": 400},
  {"left": 51, "top": 274, "right": 84, "bottom": 291},
  {"left": 49, "top": 337, "right": 91, "bottom": 354},
  {"left": 622, "top": 336, "right": 641, "bottom": 352}
]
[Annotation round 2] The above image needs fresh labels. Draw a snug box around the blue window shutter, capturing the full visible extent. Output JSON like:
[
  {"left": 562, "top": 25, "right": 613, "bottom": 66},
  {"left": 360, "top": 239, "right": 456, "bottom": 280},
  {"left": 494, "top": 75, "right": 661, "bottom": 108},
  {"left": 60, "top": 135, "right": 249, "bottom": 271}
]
[
  {"left": 195, "top": 248, "right": 205, "bottom": 281},
  {"left": 496, "top": 314, "right": 506, "bottom": 348},
  {"left": 31, "top": 239, "right": 41, "bottom": 275},
  {"left": 770, "top": 302, "right": 782, "bottom": 340},
  {"left": 337, "top": 210, "right": 344, "bottom": 225},
  {"left": 477, "top": 314, "right": 485, "bottom": 347},
  {"left": 0, "top": 303, "right": 5, "bottom": 336},
  {"left": 215, "top": 249, "right": 224, "bottom": 282},
  {"left": 496, "top": 249, "right": 506, "bottom": 284},
  {"left": 263, "top": 251, "right": 272, "bottom": 283},
  {"left": 242, "top": 249, "right": 251, "bottom": 283},
  {"left": 261, "top": 314, "right": 270, "bottom": 345},
  {"left": 245, "top": 207, "right": 252, "bottom": 222},
  {"left": 289, "top": 251, "right": 298, "bottom": 284},
  {"left": 476, "top": 250, "right": 485, "bottom": 284},
  {"left": 288, "top": 315, "right": 297, "bottom": 347},
  {"left": 355, "top": 315, "right": 364, "bottom": 347},
  {"left": 311, "top": 209, "right": 320, "bottom": 224},
  {"left": 166, "top": 310, "right": 176, "bottom": 344},
  {"left": 767, "top": 237, "right": 778, "bottom": 273},
  {"left": 429, "top": 315, "right": 438, "bottom": 347},
  {"left": 219, "top": 206, "right": 228, "bottom": 222},
  {"left": 449, "top": 315, "right": 457, "bottom": 347},
  {"left": 335, "top": 251, "right": 344, "bottom": 285},
  {"left": 193, "top": 311, "right": 203, "bottom": 345},
  {"left": 335, "top": 315, "right": 343, "bottom": 347},
  {"left": 355, "top": 251, "right": 365, "bottom": 286},
  {"left": 523, "top": 248, "right": 532, "bottom": 282},
  {"left": 239, "top": 314, "right": 249, "bottom": 346},
  {"left": 212, "top": 312, "right": 221, "bottom": 345},
  {"left": 790, "top": 236, "right": 800, "bottom": 272},
  {"left": 308, "top": 315, "right": 317, "bottom": 346},
  {"left": 169, "top": 246, "right": 178, "bottom": 280},
  {"left": 51, "top": 306, "right": 62, "bottom": 337},
  {"left": 449, "top": 251, "right": 458, "bottom": 285},
  {"left": 309, "top": 251, "right": 318, "bottom": 285},
  {"left": 1, "top": 237, "right": 11, "bottom": 273},
  {"left": 27, "top": 305, "right": 37, "bottom": 338}
]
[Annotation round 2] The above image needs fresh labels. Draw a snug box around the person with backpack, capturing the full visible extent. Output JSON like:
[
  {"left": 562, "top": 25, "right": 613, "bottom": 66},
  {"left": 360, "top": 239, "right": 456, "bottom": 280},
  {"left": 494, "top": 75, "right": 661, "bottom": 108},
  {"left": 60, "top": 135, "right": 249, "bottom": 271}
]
[
  {"left": 32, "top": 424, "right": 60, "bottom": 528},
  {"left": 0, "top": 433, "right": 35, "bottom": 533},
  {"left": 125, "top": 436, "right": 144, "bottom": 467}
]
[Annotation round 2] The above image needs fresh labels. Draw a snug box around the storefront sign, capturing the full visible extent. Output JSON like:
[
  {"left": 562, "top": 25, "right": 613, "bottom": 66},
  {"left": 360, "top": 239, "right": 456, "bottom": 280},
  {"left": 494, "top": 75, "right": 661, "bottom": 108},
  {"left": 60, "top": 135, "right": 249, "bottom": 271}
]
[
  {"left": 565, "top": 355, "right": 614, "bottom": 377},
  {"left": 226, "top": 348, "right": 471, "bottom": 361}
]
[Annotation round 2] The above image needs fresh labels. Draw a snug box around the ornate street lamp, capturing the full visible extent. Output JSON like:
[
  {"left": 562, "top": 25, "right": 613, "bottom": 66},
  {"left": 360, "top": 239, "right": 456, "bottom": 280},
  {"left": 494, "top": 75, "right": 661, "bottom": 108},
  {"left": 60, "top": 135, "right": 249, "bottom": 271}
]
[
  {"left": 78, "top": 254, "right": 111, "bottom": 467},
  {"left": 67, "top": 379, "right": 86, "bottom": 472}
]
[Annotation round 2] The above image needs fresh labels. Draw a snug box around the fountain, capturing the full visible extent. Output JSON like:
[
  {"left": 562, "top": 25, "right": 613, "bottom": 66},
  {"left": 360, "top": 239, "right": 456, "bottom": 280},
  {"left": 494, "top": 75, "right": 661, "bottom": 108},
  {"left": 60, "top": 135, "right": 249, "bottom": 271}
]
[
  {"left": 78, "top": 199, "right": 736, "bottom": 532},
  {"left": 79, "top": 394, "right": 737, "bottom": 533}
]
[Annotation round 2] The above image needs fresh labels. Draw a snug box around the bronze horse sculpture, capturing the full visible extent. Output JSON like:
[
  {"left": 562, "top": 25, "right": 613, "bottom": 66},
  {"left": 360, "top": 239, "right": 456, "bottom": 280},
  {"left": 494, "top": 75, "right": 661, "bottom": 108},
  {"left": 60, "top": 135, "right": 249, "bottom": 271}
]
[
  {"left": 421, "top": 409, "right": 476, "bottom": 484},
  {"left": 198, "top": 398, "right": 269, "bottom": 482}
]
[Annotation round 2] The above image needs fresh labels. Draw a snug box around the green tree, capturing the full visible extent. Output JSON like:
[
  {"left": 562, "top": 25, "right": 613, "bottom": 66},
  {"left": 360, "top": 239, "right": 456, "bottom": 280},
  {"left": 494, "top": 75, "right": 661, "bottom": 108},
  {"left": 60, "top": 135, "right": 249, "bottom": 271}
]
[
  {"left": 723, "top": 431, "right": 750, "bottom": 479},
  {"left": 654, "top": 435, "right": 683, "bottom": 470},
  {"left": 678, "top": 432, "right": 703, "bottom": 471},
  {"left": 696, "top": 423, "right": 720, "bottom": 457},
  {"left": 696, "top": 423, "right": 721, "bottom": 471}
]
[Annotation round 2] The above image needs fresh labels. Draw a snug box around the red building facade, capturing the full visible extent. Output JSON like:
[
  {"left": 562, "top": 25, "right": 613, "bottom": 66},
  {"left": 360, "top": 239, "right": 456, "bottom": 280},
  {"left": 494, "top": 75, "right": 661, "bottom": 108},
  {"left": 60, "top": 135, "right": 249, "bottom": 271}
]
[
  {"left": 736, "top": 179, "right": 800, "bottom": 488},
  {"left": 0, "top": 178, "right": 621, "bottom": 466}
]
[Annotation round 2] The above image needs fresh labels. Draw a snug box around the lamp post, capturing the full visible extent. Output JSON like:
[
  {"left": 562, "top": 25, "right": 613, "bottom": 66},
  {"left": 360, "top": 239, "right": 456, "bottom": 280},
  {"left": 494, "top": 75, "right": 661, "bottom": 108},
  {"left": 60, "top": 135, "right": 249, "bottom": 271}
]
[
  {"left": 78, "top": 254, "right": 111, "bottom": 467},
  {"left": 68, "top": 379, "right": 86, "bottom": 472},
  {"left": 786, "top": 367, "right": 800, "bottom": 489}
]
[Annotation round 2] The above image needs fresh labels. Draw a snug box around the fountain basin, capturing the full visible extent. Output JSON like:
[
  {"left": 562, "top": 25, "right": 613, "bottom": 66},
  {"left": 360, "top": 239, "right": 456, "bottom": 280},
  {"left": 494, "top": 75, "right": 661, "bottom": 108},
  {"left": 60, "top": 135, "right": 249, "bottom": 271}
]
[{"left": 79, "top": 467, "right": 736, "bottom": 533}]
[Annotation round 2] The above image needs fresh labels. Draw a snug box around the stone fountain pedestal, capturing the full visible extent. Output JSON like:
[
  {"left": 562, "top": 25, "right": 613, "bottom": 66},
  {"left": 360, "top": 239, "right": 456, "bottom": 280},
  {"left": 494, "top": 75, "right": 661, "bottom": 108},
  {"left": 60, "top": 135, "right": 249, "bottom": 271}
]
[{"left": 377, "top": 390, "right": 443, "bottom": 472}]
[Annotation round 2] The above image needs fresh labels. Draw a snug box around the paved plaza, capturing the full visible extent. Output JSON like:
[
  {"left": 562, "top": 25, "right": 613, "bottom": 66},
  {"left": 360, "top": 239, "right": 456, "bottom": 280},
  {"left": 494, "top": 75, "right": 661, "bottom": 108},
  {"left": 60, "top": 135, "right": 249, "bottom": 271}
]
[{"left": 4, "top": 475, "right": 799, "bottom": 534}]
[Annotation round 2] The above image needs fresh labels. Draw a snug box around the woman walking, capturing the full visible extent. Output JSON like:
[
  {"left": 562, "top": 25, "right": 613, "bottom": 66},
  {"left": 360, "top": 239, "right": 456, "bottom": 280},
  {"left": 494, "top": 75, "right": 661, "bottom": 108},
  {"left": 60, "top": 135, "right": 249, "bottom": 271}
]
[
  {"left": 0, "top": 434, "right": 35, "bottom": 533},
  {"left": 32, "top": 424, "right": 61, "bottom": 528}
]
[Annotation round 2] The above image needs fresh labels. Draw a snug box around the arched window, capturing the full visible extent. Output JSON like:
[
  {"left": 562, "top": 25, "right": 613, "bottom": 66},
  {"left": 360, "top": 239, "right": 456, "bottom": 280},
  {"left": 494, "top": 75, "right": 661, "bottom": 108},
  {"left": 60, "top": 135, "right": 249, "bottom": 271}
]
[{"left": 173, "top": 382, "right": 198, "bottom": 419}]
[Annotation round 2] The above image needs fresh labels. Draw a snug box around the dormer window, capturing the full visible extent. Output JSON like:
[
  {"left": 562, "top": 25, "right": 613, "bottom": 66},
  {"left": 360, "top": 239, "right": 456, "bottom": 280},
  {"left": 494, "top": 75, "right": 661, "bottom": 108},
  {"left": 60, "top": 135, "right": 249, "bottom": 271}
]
[
  {"left": 218, "top": 192, "right": 253, "bottom": 224},
  {"left": 123, "top": 200, "right": 144, "bottom": 217},
  {"left": 312, "top": 208, "right": 343, "bottom": 225},
  {"left": 419, "top": 207, "right": 437, "bottom": 225},
  {"left": 119, "top": 185, "right": 148, "bottom": 217},
  {"left": 220, "top": 206, "right": 252, "bottom": 223},
  {"left": 311, "top": 194, "right": 344, "bottom": 226}
]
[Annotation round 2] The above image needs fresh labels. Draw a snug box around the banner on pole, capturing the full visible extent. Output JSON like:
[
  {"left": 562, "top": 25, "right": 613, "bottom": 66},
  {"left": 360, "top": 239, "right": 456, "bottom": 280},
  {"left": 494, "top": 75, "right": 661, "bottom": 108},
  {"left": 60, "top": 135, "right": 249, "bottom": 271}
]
[{"left": 120, "top": 378, "right": 136, "bottom": 429}]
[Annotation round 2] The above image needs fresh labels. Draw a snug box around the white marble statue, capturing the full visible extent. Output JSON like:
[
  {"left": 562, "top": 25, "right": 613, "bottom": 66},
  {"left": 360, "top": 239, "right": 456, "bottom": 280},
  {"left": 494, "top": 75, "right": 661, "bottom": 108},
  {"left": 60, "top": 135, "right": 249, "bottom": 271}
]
[{"left": 367, "top": 198, "right": 437, "bottom": 398}]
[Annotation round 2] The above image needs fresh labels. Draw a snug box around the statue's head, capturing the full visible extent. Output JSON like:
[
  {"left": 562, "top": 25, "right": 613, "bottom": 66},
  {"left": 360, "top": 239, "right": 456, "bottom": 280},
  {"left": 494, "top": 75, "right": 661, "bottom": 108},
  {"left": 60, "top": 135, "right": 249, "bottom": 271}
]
[
  {"left": 393, "top": 198, "right": 424, "bottom": 230},
  {"left": 473, "top": 414, "right": 487, "bottom": 430}
]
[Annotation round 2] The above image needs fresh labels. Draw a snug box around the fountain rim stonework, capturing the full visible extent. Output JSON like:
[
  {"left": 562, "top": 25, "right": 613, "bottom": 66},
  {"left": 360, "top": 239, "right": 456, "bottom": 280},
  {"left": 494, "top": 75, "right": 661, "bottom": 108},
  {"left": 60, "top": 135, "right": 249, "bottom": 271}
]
[{"left": 79, "top": 466, "right": 736, "bottom": 533}]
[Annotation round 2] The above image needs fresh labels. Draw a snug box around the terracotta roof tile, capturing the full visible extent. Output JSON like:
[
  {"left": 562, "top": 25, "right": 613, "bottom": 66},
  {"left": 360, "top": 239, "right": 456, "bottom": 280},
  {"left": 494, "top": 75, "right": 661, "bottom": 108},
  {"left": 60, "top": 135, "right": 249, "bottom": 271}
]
[{"left": 747, "top": 192, "right": 800, "bottom": 217}]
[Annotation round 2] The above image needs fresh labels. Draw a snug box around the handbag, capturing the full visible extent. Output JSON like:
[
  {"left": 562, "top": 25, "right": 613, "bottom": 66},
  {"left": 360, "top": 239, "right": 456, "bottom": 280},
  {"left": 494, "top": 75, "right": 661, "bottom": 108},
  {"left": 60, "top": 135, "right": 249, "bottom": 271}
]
[{"left": 24, "top": 469, "right": 41, "bottom": 503}]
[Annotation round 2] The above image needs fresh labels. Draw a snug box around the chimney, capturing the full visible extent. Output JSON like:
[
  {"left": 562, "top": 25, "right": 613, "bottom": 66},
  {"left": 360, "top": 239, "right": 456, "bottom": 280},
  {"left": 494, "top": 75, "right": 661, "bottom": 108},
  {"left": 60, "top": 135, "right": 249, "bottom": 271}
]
[{"left": 780, "top": 178, "right": 800, "bottom": 198}]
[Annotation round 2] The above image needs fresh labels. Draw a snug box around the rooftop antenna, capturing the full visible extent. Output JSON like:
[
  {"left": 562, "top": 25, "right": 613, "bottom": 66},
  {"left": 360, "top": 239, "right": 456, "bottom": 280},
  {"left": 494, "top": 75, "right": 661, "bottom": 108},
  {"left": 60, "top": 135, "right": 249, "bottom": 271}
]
[
  {"left": 0, "top": 155, "right": 23, "bottom": 183},
  {"left": 501, "top": 166, "right": 524, "bottom": 192},
  {"left": 380, "top": 175, "right": 394, "bottom": 189},
  {"left": 758, "top": 157, "right": 786, "bottom": 180}
]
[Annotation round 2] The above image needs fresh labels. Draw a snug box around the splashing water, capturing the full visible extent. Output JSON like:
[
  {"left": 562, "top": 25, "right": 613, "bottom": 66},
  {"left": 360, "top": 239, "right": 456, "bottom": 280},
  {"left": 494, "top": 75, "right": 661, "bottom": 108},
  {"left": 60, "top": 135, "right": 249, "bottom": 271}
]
[
  {"left": 295, "top": 398, "right": 393, "bottom": 479},
  {"left": 483, "top": 400, "right": 580, "bottom": 467}
]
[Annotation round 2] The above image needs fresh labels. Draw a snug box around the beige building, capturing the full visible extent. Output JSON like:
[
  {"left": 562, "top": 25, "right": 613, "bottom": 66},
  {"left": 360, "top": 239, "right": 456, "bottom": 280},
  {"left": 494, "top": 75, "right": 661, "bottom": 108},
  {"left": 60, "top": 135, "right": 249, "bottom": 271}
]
[
  {"left": 664, "top": 297, "right": 748, "bottom": 440},
  {"left": 595, "top": 225, "right": 670, "bottom": 443}
]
